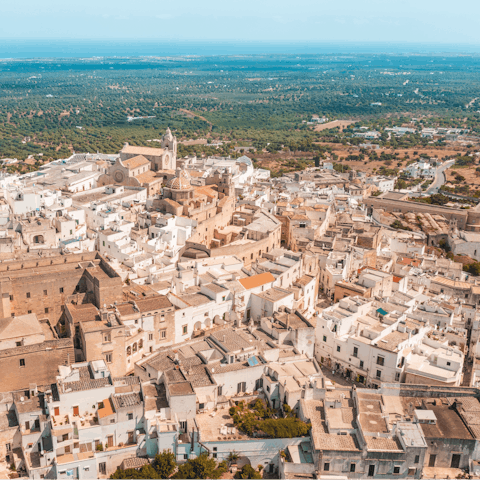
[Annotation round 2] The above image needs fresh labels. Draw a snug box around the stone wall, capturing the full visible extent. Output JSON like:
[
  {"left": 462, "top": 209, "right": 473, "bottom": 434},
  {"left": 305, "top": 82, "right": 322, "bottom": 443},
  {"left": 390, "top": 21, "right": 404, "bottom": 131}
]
[
  {"left": 209, "top": 228, "right": 281, "bottom": 266},
  {"left": 366, "top": 197, "right": 470, "bottom": 230},
  {"left": 188, "top": 196, "right": 235, "bottom": 247},
  {"left": 0, "top": 253, "right": 122, "bottom": 325},
  {"left": 0, "top": 338, "right": 74, "bottom": 392}
]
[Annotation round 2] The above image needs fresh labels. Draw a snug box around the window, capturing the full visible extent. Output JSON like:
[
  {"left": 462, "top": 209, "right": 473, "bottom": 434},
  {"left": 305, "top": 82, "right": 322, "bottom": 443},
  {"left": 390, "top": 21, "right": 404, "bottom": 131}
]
[
  {"left": 26, "top": 292, "right": 31, "bottom": 298},
  {"left": 395, "top": 372, "right": 400, "bottom": 381},
  {"left": 28, "top": 310, "right": 32, "bottom": 314},
  {"left": 184, "top": 454, "right": 188, "bottom": 460},
  {"left": 182, "top": 325, "right": 188, "bottom": 335},
  {"left": 324, "top": 463, "right": 330, "bottom": 472},
  {"left": 377, "top": 356, "right": 385, "bottom": 366},
  {"left": 20, "top": 359, "right": 25, "bottom": 367},
  {"left": 149, "top": 333, "right": 153, "bottom": 341},
  {"left": 393, "top": 466, "right": 400, "bottom": 475},
  {"left": 43, "top": 290, "right": 47, "bottom": 296},
  {"left": 336, "top": 346, "right": 341, "bottom": 352},
  {"left": 104, "top": 353, "right": 112, "bottom": 364},
  {"left": 350, "top": 464, "right": 356, "bottom": 473},
  {"left": 376, "top": 370, "right": 382, "bottom": 379},
  {"left": 103, "top": 333, "right": 111, "bottom": 343},
  {"left": 103, "top": 241, "right": 105, "bottom": 247},
  {"left": 323, "top": 335, "right": 327, "bottom": 342},
  {"left": 218, "top": 386, "right": 223, "bottom": 396},
  {"left": 447, "top": 362, "right": 451, "bottom": 366},
  {"left": 127, "top": 413, "right": 133, "bottom": 420},
  {"left": 199, "top": 403, "right": 205, "bottom": 410},
  {"left": 60, "top": 287, "right": 64, "bottom": 293},
  {"left": 160, "top": 329, "right": 167, "bottom": 339},
  {"left": 16, "top": 341, "right": 21, "bottom": 347},
  {"left": 9, "top": 295, "right": 13, "bottom": 301},
  {"left": 360, "top": 360, "right": 364, "bottom": 368},
  {"left": 414, "top": 455, "right": 419, "bottom": 464},
  {"left": 45, "top": 308, "right": 49, "bottom": 314},
  {"left": 237, "top": 382, "right": 246, "bottom": 394},
  {"left": 353, "top": 346, "right": 358, "bottom": 357},
  {"left": 62, "top": 433, "right": 69, "bottom": 442}
]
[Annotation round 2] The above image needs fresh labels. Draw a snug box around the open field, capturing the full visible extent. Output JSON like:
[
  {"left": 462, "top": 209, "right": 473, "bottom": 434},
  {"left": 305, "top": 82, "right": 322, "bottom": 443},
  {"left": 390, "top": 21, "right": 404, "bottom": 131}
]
[
  {"left": 445, "top": 164, "right": 480, "bottom": 191},
  {"left": 255, "top": 143, "right": 466, "bottom": 175},
  {"left": 314, "top": 120, "right": 355, "bottom": 132},
  {"left": 1, "top": 53, "right": 480, "bottom": 166}
]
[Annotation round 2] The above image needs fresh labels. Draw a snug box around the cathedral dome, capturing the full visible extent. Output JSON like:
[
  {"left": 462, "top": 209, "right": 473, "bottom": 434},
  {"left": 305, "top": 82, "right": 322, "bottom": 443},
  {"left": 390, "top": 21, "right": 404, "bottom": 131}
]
[{"left": 167, "top": 175, "right": 191, "bottom": 190}]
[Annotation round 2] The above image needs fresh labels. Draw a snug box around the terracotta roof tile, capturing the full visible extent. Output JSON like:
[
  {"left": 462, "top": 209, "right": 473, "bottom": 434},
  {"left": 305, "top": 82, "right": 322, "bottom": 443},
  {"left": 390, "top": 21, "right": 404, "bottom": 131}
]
[
  {"left": 122, "top": 155, "right": 150, "bottom": 169},
  {"left": 238, "top": 272, "right": 275, "bottom": 290}
]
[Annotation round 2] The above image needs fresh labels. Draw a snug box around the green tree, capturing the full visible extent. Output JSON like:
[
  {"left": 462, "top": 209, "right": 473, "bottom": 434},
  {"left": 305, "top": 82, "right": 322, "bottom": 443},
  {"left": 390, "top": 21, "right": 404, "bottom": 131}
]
[
  {"left": 464, "top": 262, "right": 480, "bottom": 276},
  {"left": 234, "top": 465, "right": 262, "bottom": 479},
  {"left": 430, "top": 193, "right": 449, "bottom": 206},
  {"left": 110, "top": 468, "right": 139, "bottom": 480},
  {"left": 172, "top": 453, "right": 227, "bottom": 479},
  {"left": 152, "top": 451, "right": 176, "bottom": 478}
]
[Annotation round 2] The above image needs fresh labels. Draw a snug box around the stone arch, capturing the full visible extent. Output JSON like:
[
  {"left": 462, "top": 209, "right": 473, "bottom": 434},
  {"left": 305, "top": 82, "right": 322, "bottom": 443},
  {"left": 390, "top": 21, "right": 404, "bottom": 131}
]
[
  {"left": 194, "top": 321, "right": 202, "bottom": 331},
  {"left": 133, "top": 342, "right": 137, "bottom": 353},
  {"left": 126, "top": 346, "right": 131, "bottom": 356}
]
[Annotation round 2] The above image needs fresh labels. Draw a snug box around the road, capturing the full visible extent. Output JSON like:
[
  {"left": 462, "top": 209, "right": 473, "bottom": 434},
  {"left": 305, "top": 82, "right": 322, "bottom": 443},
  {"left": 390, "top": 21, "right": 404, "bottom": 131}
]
[{"left": 426, "top": 159, "right": 455, "bottom": 194}]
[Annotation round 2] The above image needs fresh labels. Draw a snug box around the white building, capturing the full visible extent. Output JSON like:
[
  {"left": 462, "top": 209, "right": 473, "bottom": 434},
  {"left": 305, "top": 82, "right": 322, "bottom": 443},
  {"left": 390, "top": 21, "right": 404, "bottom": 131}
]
[
  {"left": 405, "top": 160, "right": 436, "bottom": 179},
  {"left": 365, "top": 175, "right": 396, "bottom": 193},
  {"left": 315, "top": 296, "right": 464, "bottom": 387}
]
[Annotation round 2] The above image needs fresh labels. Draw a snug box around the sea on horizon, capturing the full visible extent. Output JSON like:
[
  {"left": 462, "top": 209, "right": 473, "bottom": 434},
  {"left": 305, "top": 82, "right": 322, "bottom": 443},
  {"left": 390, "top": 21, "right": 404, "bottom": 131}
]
[{"left": 0, "top": 39, "right": 479, "bottom": 60}]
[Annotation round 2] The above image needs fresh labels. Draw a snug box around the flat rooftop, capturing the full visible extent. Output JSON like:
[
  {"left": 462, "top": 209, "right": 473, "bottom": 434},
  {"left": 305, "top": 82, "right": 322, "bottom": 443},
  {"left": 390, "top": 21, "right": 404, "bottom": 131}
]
[{"left": 196, "top": 406, "right": 250, "bottom": 442}]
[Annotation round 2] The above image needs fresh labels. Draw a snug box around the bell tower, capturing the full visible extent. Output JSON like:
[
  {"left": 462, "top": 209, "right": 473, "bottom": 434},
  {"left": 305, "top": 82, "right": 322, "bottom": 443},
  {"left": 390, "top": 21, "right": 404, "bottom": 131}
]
[
  {"left": 218, "top": 172, "right": 235, "bottom": 197},
  {"left": 161, "top": 127, "right": 177, "bottom": 170}
]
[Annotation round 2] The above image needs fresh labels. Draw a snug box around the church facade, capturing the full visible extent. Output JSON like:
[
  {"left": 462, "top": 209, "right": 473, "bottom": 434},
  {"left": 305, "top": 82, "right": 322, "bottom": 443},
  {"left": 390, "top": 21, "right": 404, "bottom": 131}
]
[
  {"left": 97, "top": 128, "right": 178, "bottom": 196},
  {"left": 119, "top": 128, "right": 177, "bottom": 171}
]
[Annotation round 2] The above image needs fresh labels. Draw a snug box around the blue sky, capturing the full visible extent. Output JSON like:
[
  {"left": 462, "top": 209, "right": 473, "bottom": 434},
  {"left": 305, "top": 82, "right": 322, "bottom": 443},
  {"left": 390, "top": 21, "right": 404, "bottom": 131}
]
[{"left": 3, "top": 0, "right": 480, "bottom": 44}]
